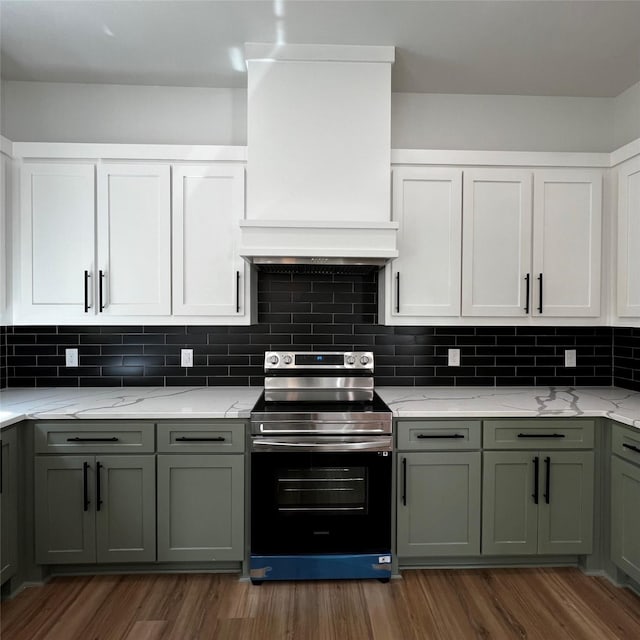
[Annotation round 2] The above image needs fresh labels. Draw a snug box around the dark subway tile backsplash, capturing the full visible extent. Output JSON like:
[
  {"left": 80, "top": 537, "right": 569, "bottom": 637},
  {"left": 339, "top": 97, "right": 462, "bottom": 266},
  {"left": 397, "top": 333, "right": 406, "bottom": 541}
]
[{"left": 1, "top": 271, "right": 638, "bottom": 389}]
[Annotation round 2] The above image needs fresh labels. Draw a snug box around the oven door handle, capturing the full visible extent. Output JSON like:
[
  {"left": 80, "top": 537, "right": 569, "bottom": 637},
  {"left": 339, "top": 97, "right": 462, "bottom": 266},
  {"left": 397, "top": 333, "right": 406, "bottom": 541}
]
[{"left": 251, "top": 438, "right": 392, "bottom": 452}]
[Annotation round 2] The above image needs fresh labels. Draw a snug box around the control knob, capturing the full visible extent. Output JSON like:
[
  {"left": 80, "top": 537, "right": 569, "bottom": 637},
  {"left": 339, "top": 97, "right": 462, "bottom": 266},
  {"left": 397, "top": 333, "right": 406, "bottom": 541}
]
[
  {"left": 360, "top": 355, "right": 370, "bottom": 365},
  {"left": 283, "top": 355, "right": 293, "bottom": 365},
  {"left": 268, "top": 354, "right": 279, "bottom": 365},
  {"left": 346, "top": 355, "right": 356, "bottom": 365}
]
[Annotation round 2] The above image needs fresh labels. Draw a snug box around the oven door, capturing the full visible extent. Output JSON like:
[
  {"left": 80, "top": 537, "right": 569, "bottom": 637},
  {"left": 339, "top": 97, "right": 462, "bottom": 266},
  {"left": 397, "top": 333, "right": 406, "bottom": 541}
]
[{"left": 251, "top": 437, "right": 392, "bottom": 555}]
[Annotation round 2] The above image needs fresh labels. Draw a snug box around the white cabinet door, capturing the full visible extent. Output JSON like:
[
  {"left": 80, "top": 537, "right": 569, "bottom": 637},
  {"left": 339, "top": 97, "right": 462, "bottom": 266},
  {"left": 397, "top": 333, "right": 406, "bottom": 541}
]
[
  {"left": 385, "top": 168, "right": 461, "bottom": 322},
  {"left": 617, "top": 156, "right": 640, "bottom": 317},
  {"left": 19, "top": 163, "right": 95, "bottom": 319},
  {"left": 462, "top": 169, "right": 533, "bottom": 316},
  {"left": 532, "top": 170, "right": 602, "bottom": 317},
  {"left": 97, "top": 164, "right": 171, "bottom": 316},
  {"left": 172, "top": 165, "right": 247, "bottom": 317}
]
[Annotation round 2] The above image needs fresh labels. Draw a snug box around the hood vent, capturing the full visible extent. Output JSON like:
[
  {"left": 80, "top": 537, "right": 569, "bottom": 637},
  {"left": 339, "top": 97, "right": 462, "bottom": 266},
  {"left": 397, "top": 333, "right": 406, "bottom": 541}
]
[
  {"left": 252, "top": 257, "right": 384, "bottom": 275},
  {"left": 240, "top": 43, "right": 397, "bottom": 264}
]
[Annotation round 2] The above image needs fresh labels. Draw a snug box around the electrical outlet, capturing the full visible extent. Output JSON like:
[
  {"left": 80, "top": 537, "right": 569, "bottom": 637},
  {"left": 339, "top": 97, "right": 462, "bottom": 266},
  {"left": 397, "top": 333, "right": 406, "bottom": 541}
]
[
  {"left": 65, "top": 348, "right": 79, "bottom": 368},
  {"left": 181, "top": 349, "right": 194, "bottom": 367},
  {"left": 448, "top": 348, "right": 461, "bottom": 367},
  {"left": 564, "top": 349, "right": 577, "bottom": 368}
]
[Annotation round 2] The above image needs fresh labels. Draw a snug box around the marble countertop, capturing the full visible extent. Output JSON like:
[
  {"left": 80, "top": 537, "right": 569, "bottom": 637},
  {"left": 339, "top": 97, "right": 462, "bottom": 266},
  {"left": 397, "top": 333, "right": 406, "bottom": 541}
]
[
  {"left": 0, "top": 386, "right": 263, "bottom": 429},
  {"left": 2, "top": 386, "right": 640, "bottom": 431},
  {"left": 376, "top": 386, "right": 640, "bottom": 430}
]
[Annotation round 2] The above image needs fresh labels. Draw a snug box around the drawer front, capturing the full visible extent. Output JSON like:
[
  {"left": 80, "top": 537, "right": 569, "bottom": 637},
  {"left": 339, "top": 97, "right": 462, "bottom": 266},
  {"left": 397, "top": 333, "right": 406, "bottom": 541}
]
[
  {"left": 612, "top": 424, "right": 640, "bottom": 466},
  {"left": 483, "top": 420, "right": 595, "bottom": 450},
  {"left": 397, "top": 420, "right": 481, "bottom": 450},
  {"left": 157, "top": 422, "right": 245, "bottom": 453},
  {"left": 35, "top": 422, "right": 155, "bottom": 454}
]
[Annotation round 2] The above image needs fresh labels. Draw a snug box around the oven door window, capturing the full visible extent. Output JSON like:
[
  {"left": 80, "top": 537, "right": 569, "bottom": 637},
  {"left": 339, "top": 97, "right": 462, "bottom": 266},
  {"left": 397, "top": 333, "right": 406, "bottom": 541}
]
[
  {"left": 251, "top": 451, "right": 391, "bottom": 555},
  {"left": 277, "top": 466, "right": 367, "bottom": 513}
]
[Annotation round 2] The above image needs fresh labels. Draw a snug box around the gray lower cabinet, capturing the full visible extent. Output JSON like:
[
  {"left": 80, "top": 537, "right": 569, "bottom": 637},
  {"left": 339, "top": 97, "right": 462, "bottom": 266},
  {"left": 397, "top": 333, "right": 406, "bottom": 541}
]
[
  {"left": 397, "top": 451, "right": 481, "bottom": 556},
  {"left": 35, "top": 455, "right": 156, "bottom": 564},
  {"left": 157, "top": 454, "right": 244, "bottom": 562},
  {"left": 1, "top": 427, "right": 19, "bottom": 585},
  {"left": 482, "top": 450, "right": 594, "bottom": 555},
  {"left": 611, "top": 425, "right": 640, "bottom": 583}
]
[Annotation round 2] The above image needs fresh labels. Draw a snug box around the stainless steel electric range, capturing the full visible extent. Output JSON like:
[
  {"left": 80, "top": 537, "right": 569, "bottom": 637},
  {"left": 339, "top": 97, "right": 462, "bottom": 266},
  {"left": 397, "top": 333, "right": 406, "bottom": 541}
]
[{"left": 249, "top": 351, "right": 393, "bottom": 583}]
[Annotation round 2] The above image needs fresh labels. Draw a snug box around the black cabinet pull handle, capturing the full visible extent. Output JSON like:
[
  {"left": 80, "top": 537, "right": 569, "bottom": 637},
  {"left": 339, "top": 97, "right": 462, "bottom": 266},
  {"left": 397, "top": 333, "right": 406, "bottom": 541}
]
[
  {"left": 84, "top": 270, "right": 91, "bottom": 312},
  {"left": 66, "top": 437, "right": 119, "bottom": 442},
  {"left": 83, "top": 461, "right": 90, "bottom": 511},
  {"left": 544, "top": 456, "right": 551, "bottom": 504},
  {"left": 175, "top": 436, "right": 226, "bottom": 442},
  {"left": 0, "top": 439, "right": 3, "bottom": 494},
  {"left": 395, "top": 272, "right": 400, "bottom": 313},
  {"left": 622, "top": 443, "right": 640, "bottom": 454},
  {"left": 537, "top": 273, "right": 543, "bottom": 314},
  {"left": 99, "top": 270, "right": 105, "bottom": 312},
  {"left": 402, "top": 457, "right": 407, "bottom": 506},
  {"left": 236, "top": 270, "right": 240, "bottom": 313},
  {"left": 517, "top": 433, "right": 565, "bottom": 439},
  {"left": 96, "top": 461, "right": 103, "bottom": 511},
  {"left": 417, "top": 433, "right": 464, "bottom": 439},
  {"left": 532, "top": 456, "right": 539, "bottom": 505},
  {"left": 524, "top": 273, "right": 530, "bottom": 314}
]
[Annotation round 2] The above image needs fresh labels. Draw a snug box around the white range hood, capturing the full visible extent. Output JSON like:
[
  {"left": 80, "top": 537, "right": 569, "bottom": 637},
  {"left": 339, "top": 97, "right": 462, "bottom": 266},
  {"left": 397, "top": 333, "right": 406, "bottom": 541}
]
[{"left": 240, "top": 43, "right": 397, "bottom": 265}]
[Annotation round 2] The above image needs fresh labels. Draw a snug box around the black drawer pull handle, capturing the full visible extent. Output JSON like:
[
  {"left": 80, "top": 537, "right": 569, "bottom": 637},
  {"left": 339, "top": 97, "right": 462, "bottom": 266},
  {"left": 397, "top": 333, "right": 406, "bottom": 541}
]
[
  {"left": 417, "top": 433, "right": 464, "bottom": 439},
  {"left": 517, "top": 433, "right": 566, "bottom": 439},
  {"left": 175, "top": 436, "right": 226, "bottom": 442},
  {"left": 96, "top": 461, "right": 103, "bottom": 512},
  {"left": 537, "top": 273, "right": 543, "bottom": 314},
  {"left": 99, "top": 270, "right": 105, "bottom": 312},
  {"left": 402, "top": 457, "right": 407, "bottom": 506},
  {"left": 236, "top": 271, "right": 240, "bottom": 313},
  {"left": 83, "top": 461, "right": 90, "bottom": 511},
  {"left": 84, "top": 270, "right": 91, "bottom": 312},
  {"left": 532, "top": 456, "right": 539, "bottom": 505},
  {"left": 622, "top": 443, "right": 640, "bottom": 454},
  {"left": 524, "top": 273, "right": 530, "bottom": 314},
  {"left": 395, "top": 272, "right": 400, "bottom": 313},
  {"left": 67, "top": 437, "right": 119, "bottom": 442}
]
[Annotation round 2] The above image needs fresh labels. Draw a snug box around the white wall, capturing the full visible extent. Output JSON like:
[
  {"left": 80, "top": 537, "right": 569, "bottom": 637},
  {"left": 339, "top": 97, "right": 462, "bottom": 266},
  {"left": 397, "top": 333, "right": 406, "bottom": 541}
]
[
  {"left": 1, "top": 81, "right": 247, "bottom": 145},
  {"left": 391, "top": 93, "right": 614, "bottom": 152},
  {"left": 3, "top": 80, "right": 639, "bottom": 153},
  {"left": 613, "top": 80, "right": 640, "bottom": 151}
]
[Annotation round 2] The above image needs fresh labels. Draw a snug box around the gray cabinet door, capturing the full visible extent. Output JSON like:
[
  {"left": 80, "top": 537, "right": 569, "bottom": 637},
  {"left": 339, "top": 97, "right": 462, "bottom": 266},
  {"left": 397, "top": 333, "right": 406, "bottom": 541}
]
[
  {"left": 157, "top": 454, "right": 244, "bottom": 562},
  {"left": 611, "top": 456, "right": 640, "bottom": 583},
  {"left": 397, "top": 452, "right": 481, "bottom": 557},
  {"left": 35, "top": 456, "right": 96, "bottom": 564},
  {"left": 482, "top": 451, "right": 538, "bottom": 555},
  {"left": 1, "top": 428, "right": 19, "bottom": 585},
  {"left": 95, "top": 455, "right": 156, "bottom": 563},
  {"left": 537, "top": 451, "right": 594, "bottom": 555}
]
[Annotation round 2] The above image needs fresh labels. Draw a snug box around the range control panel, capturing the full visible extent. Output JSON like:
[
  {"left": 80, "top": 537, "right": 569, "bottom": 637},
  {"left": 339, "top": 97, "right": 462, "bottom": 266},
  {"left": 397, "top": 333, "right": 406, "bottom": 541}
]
[{"left": 264, "top": 351, "right": 374, "bottom": 371}]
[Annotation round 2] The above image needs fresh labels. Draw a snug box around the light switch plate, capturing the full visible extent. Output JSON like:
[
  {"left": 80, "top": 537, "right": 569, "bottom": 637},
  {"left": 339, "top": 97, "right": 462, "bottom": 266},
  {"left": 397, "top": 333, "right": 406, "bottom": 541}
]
[
  {"left": 448, "top": 348, "right": 461, "bottom": 367},
  {"left": 65, "top": 348, "right": 78, "bottom": 368},
  {"left": 565, "top": 349, "right": 577, "bottom": 367},
  {"left": 181, "top": 349, "right": 194, "bottom": 367}
]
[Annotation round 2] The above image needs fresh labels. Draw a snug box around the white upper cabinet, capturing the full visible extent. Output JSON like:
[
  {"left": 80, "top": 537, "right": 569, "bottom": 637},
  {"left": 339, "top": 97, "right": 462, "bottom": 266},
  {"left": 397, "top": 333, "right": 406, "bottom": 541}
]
[
  {"left": 617, "top": 156, "right": 640, "bottom": 317},
  {"left": 97, "top": 164, "right": 171, "bottom": 316},
  {"left": 462, "top": 169, "right": 533, "bottom": 317},
  {"left": 19, "top": 163, "right": 96, "bottom": 320},
  {"left": 383, "top": 167, "right": 462, "bottom": 323},
  {"left": 532, "top": 170, "right": 602, "bottom": 317},
  {"left": 462, "top": 168, "right": 602, "bottom": 318},
  {"left": 172, "top": 165, "right": 249, "bottom": 318}
]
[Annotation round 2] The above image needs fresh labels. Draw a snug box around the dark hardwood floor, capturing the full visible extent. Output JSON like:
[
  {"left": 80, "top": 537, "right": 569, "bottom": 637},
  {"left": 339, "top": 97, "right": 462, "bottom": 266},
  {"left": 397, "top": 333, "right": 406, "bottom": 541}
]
[{"left": 1, "top": 568, "right": 639, "bottom": 639}]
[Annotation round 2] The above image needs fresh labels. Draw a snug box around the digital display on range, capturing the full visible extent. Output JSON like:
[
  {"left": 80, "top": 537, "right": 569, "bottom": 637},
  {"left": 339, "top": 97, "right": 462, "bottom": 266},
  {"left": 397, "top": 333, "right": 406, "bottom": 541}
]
[{"left": 295, "top": 354, "right": 344, "bottom": 366}]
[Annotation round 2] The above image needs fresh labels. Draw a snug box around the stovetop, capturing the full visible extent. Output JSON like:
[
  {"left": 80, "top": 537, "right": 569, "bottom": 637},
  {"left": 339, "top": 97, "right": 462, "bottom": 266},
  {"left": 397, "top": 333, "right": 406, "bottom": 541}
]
[{"left": 250, "top": 391, "right": 391, "bottom": 416}]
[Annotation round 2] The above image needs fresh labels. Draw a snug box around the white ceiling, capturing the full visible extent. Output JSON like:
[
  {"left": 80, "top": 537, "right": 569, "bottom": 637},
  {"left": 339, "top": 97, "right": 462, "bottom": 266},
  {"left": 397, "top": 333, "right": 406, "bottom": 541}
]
[{"left": 2, "top": 0, "right": 640, "bottom": 98}]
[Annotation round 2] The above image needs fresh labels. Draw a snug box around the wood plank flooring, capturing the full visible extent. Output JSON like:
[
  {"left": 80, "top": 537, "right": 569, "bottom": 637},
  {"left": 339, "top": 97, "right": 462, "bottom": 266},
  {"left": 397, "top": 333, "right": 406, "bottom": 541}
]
[{"left": 1, "top": 568, "right": 639, "bottom": 640}]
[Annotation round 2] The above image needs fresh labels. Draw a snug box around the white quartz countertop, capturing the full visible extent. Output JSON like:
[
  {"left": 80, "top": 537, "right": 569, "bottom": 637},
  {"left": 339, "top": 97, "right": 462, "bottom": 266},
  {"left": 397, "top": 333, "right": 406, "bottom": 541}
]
[
  {"left": 376, "top": 386, "right": 640, "bottom": 430},
  {"left": 0, "top": 386, "right": 263, "bottom": 429},
  {"left": 2, "top": 386, "right": 640, "bottom": 432}
]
